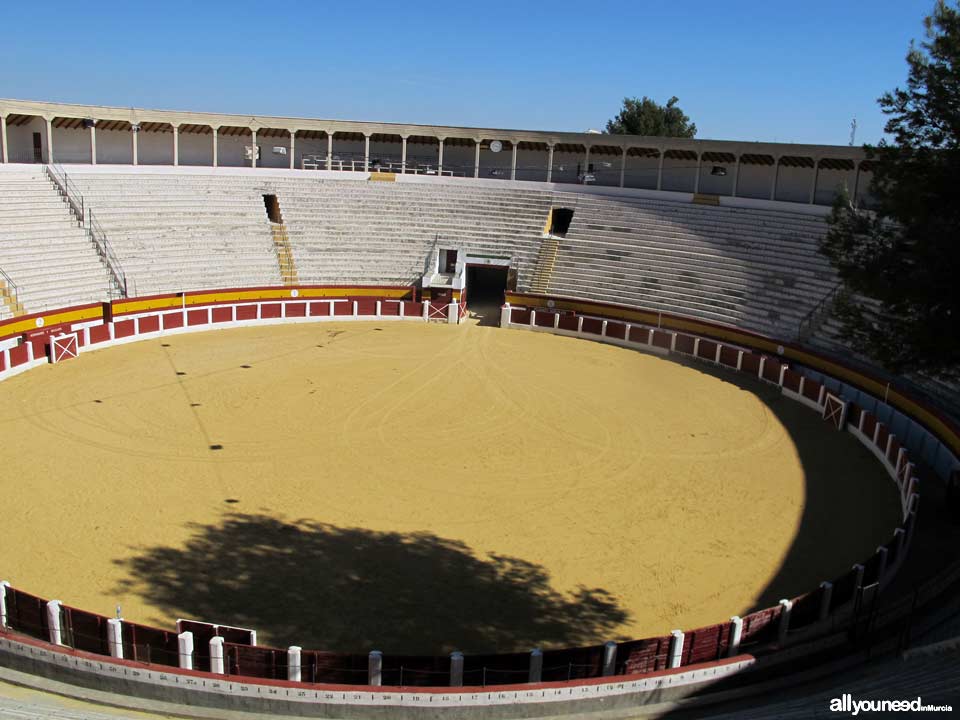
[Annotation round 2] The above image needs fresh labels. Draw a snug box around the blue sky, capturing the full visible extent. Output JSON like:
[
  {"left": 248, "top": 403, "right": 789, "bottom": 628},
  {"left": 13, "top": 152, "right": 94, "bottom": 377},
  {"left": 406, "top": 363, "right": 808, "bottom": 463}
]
[{"left": 0, "top": 1, "right": 936, "bottom": 146}]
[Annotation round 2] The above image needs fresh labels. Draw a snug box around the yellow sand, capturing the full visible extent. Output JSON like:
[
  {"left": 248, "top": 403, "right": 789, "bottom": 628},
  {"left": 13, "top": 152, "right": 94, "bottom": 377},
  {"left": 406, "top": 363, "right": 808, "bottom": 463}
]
[{"left": 0, "top": 321, "right": 900, "bottom": 654}]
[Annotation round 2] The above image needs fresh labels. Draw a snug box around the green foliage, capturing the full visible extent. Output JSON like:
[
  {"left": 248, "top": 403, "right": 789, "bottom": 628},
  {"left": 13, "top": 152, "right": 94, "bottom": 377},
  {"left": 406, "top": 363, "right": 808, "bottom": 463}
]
[
  {"left": 605, "top": 96, "right": 697, "bottom": 137},
  {"left": 821, "top": 1, "right": 960, "bottom": 377}
]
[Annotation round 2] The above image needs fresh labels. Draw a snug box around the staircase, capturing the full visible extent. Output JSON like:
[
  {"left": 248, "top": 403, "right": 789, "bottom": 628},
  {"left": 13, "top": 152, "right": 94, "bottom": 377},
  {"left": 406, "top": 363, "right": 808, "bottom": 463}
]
[
  {"left": 529, "top": 235, "right": 560, "bottom": 294},
  {"left": 0, "top": 271, "right": 26, "bottom": 317},
  {"left": 271, "top": 223, "right": 299, "bottom": 285}
]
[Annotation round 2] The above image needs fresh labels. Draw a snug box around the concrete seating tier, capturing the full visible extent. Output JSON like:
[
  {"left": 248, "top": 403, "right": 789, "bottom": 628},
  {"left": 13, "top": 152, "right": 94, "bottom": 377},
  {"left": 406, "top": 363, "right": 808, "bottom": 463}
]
[
  {"left": 69, "top": 173, "right": 281, "bottom": 296},
  {"left": 0, "top": 170, "right": 112, "bottom": 314}
]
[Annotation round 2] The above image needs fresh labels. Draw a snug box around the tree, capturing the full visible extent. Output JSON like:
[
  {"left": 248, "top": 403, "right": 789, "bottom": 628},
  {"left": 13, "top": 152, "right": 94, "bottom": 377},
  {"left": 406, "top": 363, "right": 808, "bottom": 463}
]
[
  {"left": 604, "top": 96, "right": 697, "bottom": 137},
  {"left": 820, "top": 1, "right": 960, "bottom": 378}
]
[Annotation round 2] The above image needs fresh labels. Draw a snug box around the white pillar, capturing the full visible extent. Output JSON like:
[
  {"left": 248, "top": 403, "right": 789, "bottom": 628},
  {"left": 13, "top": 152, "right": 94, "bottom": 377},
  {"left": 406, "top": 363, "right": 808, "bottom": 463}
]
[
  {"left": 619, "top": 147, "right": 627, "bottom": 188},
  {"left": 46, "top": 600, "right": 63, "bottom": 645},
  {"left": 368, "top": 650, "right": 383, "bottom": 686},
  {"left": 656, "top": 150, "right": 665, "bottom": 190},
  {"left": 448, "top": 300, "right": 458, "bottom": 324},
  {"left": 601, "top": 641, "right": 617, "bottom": 676},
  {"left": 583, "top": 145, "right": 591, "bottom": 180},
  {"left": 401, "top": 135, "right": 408, "bottom": 173},
  {"left": 107, "top": 618, "right": 123, "bottom": 658},
  {"left": 500, "top": 303, "right": 511, "bottom": 327},
  {"left": 777, "top": 599, "right": 793, "bottom": 645},
  {"left": 667, "top": 630, "right": 684, "bottom": 669},
  {"left": 172, "top": 124, "right": 179, "bottom": 166},
  {"left": 449, "top": 651, "right": 464, "bottom": 687},
  {"left": 852, "top": 563, "right": 865, "bottom": 593},
  {"left": 732, "top": 156, "right": 740, "bottom": 197},
  {"left": 770, "top": 157, "right": 780, "bottom": 200},
  {"left": 364, "top": 134, "right": 371, "bottom": 172},
  {"left": 727, "top": 616, "right": 743, "bottom": 657},
  {"left": 209, "top": 636, "right": 225, "bottom": 674},
  {"left": 809, "top": 158, "right": 820, "bottom": 204},
  {"left": 422, "top": 301, "right": 430, "bottom": 320},
  {"left": 251, "top": 129, "right": 258, "bottom": 168},
  {"left": 46, "top": 117, "right": 55, "bottom": 163},
  {"left": 437, "top": 137, "right": 444, "bottom": 174},
  {"left": 876, "top": 545, "right": 889, "bottom": 581},
  {"left": 131, "top": 124, "right": 139, "bottom": 166},
  {"left": 528, "top": 648, "right": 543, "bottom": 683},
  {"left": 287, "top": 646, "right": 302, "bottom": 682},
  {"left": 894, "top": 528, "right": 906, "bottom": 562},
  {"left": 177, "top": 631, "right": 194, "bottom": 670},
  {"left": 474, "top": 139, "right": 481, "bottom": 178},
  {"left": 693, "top": 152, "right": 701, "bottom": 193},
  {"left": 546, "top": 144, "right": 554, "bottom": 182},
  {"left": 807, "top": 585, "right": 828, "bottom": 628},
  {"left": 289, "top": 130, "right": 296, "bottom": 170},
  {"left": 0, "top": 114, "right": 7, "bottom": 163},
  {"left": 89, "top": 121, "right": 97, "bottom": 165},
  {"left": 0, "top": 581, "right": 9, "bottom": 627},
  {"left": 326, "top": 133, "right": 333, "bottom": 170},
  {"left": 211, "top": 126, "right": 218, "bottom": 167},
  {"left": 510, "top": 142, "right": 518, "bottom": 180}
]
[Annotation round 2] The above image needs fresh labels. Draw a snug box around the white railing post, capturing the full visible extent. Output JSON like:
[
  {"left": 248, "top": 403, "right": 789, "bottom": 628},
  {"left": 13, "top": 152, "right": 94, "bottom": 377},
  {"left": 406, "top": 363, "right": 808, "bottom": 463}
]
[
  {"left": 209, "top": 636, "right": 225, "bottom": 674},
  {"left": 449, "top": 651, "right": 464, "bottom": 687},
  {"left": 758, "top": 356, "right": 766, "bottom": 380},
  {"left": 287, "top": 646, "right": 302, "bottom": 682},
  {"left": 177, "top": 631, "right": 194, "bottom": 670},
  {"left": 368, "top": 650, "right": 383, "bottom": 686},
  {"left": 727, "top": 616, "right": 743, "bottom": 657},
  {"left": 107, "top": 618, "right": 123, "bottom": 658},
  {"left": 668, "top": 630, "right": 684, "bottom": 668},
  {"left": 602, "top": 640, "right": 617, "bottom": 676},
  {"left": 422, "top": 301, "right": 430, "bottom": 320},
  {"left": 0, "top": 581, "right": 9, "bottom": 628},
  {"left": 736, "top": 350, "right": 743, "bottom": 371},
  {"left": 818, "top": 581, "right": 833, "bottom": 621},
  {"left": 777, "top": 599, "right": 793, "bottom": 645},
  {"left": 376, "top": 300, "right": 382, "bottom": 318},
  {"left": 528, "top": 648, "right": 543, "bottom": 683},
  {"left": 46, "top": 600, "right": 63, "bottom": 646},
  {"left": 500, "top": 303, "right": 511, "bottom": 327}
]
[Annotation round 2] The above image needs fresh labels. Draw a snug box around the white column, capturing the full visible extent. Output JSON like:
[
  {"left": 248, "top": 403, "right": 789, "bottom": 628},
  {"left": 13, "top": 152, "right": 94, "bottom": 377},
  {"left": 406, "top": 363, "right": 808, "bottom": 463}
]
[
  {"left": 656, "top": 150, "right": 665, "bottom": 190},
  {"left": 209, "top": 636, "right": 225, "bottom": 674},
  {"left": 732, "top": 156, "right": 740, "bottom": 197},
  {"left": 251, "top": 128, "right": 258, "bottom": 168},
  {"left": 583, "top": 145, "right": 591, "bottom": 179},
  {"left": 546, "top": 144, "right": 554, "bottom": 182},
  {"left": 770, "top": 157, "right": 780, "bottom": 200},
  {"left": 727, "top": 616, "right": 743, "bottom": 657},
  {"left": 777, "top": 599, "right": 793, "bottom": 645},
  {"left": 289, "top": 130, "right": 296, "bottom": 170},
  {"left": 287, "top": 646, "right": 302, "bottom": 682},
  {"left": 364, "top": 133, "right": 370, "bottom": 171},
  {"left": 401, "top": 135, "right": 408, "bottom": 173},
  {"left": 368, "top": 650, "right": 383, "bottom": 686},
  {"left": 46, "top": 117, "right": 55, "bottom": 163},
  {"left": 510, "top": 142, "right": 518, "bottom": 180},
  {"left": 667, "top": 630, "right": 684, "bottom": 669},
  {"left": 107, "top": 618, "right": 123, "bottom": 658},
  {"left": 326, "top": 133, "right": 333, "bottom": 170},
  {"left": 693, "top": 152, "right": 702, "bottom": 193},
  {"left": 876, "top": 545, "right": 889, "bottom": 581},
  {"left": 212, "top": 126, "right": 218, "bottom": 167},
  {"left": 177, "top": 631, "right": 194, "bottom": 670},
  {"left": 528, "top": 648, "right": 543, "bottom": 683},
  {"left": 0, "top": 114, "right": 7, "bottom": 163},
  {"left": 46, "top": 600, "right": 63, "bottom": 645},
  {"left": 0, "top": 581, "right": 9, "bottom": 627},
  {"left": 601, "top": 641, "right": 617, "bottom": 676},
  {"left": 131, "top": 124, "right": 139, "bottom": 166},
  {"left": 818, "top": 581, "right": 833, "bottom": 621},
  {"left": 89, "top": 121, "right": 97, "bottom": 165},
  {"left": 809, "top": 158, "right": 820, "bottom": 204},
  {"left": 172, "top": 124, "right": 179, "bottom": 166},
  {"left": 619, "top": 146, "right": 628, "bottom": 188},
  {"left": 474, "top": 139, "right": 481, "bottom": 178},
  {"left": 436, "top": 137, "right": 444, "bottom": 174},
  {"left": 500, "top": 303, "right": 511, "bottom": 327}
]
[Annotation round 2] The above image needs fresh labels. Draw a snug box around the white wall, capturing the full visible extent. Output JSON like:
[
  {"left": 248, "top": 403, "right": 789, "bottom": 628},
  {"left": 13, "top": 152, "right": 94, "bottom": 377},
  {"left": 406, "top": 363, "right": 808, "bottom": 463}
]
[
  {"left": 96, "top": 128, "right": 133, "bottom": 164},
  {"left": 624, "top": 155, "right": 659, "bottom": 190},
  {"left": 736, "top": 163, "right": 774, "bottom": 199},
  {"left": 515, "top": 148, "right": 549, "bottom": 182},
  {"left": 295, "top": 136, "right": 326, "bottom": 168},
  {"left": 477, "top": 145, "right": 511, "bottom": 180},
  {"left": 698, "top": 163, "right": 735, "bottom": 196},
  {"left": 179, "top": 132, "right": 214, "bottom": 166},
  {"left": 5, "top": 117, "right": 46, "bottom": 163},
  {"left": 660, "top": 157, "right": 697, "bottom": 192},
  {"left": 774, "top": 165, "right": 814, "bottom": 203},
  {"left": 550, "top": 150, "right": 584, "bottom": 184},
  {"left": 217, "top": 133, "right": 251, "bottom": 167},
  {"left": 52, "top": 126, "right": 92, "bottom": 164},
  {"left": 139, "top": 130, "right": 174, "bottom": 165}
]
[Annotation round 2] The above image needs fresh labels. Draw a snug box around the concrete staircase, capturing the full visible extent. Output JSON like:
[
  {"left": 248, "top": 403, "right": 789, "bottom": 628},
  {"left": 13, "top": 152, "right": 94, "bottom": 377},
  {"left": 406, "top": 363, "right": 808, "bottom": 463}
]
[
  {"left": 529, "top": 236, "right": 560, "bottom": 294},
  {"left": 271, "top": 223, "right": 299, "bottom": 285}
]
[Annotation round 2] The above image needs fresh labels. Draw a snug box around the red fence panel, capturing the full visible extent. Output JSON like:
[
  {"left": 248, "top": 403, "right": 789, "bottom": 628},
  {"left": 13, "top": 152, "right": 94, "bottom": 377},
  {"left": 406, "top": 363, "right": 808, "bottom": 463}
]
[
  {"left": 510, "top": 307, "right": 531, "bottom": 325},
  {"left": 462, "top": 651, "right": 530, "bottom": 686},
  {"left": 651, "top": 330, "right": 672, "bottom": 350},
  {"left": 788, "top": 590, "right": 822, "bottom": 629},
  {"left": 236, "top": 304, "right": 258, "bottom": 321},
  {"left": 802, "top": 377, "right": 823, "bottom": 403},
  {"left": 8, "top": 344, "right": 29, "bottom": 367},
  {"left": 683, "top": 623, "right": 729, "bottom": 666},
  {"left": 286, "top": 302, "right": 307, "bottom": 318},
  {"left": 261, "top": 303, "right": 282, "bottom": 319},
  {"left": 557, "top": 314, "right": 579, "bottom": 332},
  {"left": 534, "top": 311, "right": 555, "bottom": 328},
  {"left": 540, "top": 644, "right": 606, "bottom": 682},
  {"left": 581, "top": 317, "right": 603, "bottom": 335},
  {"left": 114, "top": 318, "right": 136, "bottom": 338},
  {"left": 186, "top": 309, "right": 208, "bottom": 327},
  {"left": 402, "top": 301, "right": 422, "bottom": 318},
  {"left": 761, "top": 357, "right": 782, "bottom": 384},
  {"left": 226, "top": 644, "right": 283, "bottom": 679},
  {"left": 380, "top": 301, "right": 400, "bottom": 317},
  {"left": 138, "top": 315, "right": 161, "bottom": 334},
  {"left": 123, "top": 622, "right": 180, "bottom": 667},
  {"left": 88, "top": 324, "right": 111, "bottom": 344},
  {"left": 211, "top": 306, "right": 233, "bottom": 323},
  {"left": 861, "top": 413, "right": 877, "bottom": 440},
  {"left": 356, "top": 298, "right": 377, "bottom": 316},
  {"left": 875, "top": 424, "right": 890, "bottom": 455},
  {"left": 309, "top": 651, "right": 371, "bottom": 685},
  {"left": 674, "top": 334, "right": 696, "bottom": 355},
  {"left": 887, "top": 436, "right": 901, "bottom": 466},
  {"left": 605, "top": 321, "right": 626, "bottom": 340},
  {"left": 719, "top": 346, "right": 739, "bottom": 368},
  {"left": 740, "top": 352, "right": 761, "bottom": 375},
  {"left": 628, "top": 325, "right": 649, "bottom": 344},
  {"left": 696, "top": 339, "right": 718, "bottom": 362},
  {"left": 62, "top": 605, "right": 108, "bottom": 655},
  {"left": 6, "top": 588, "right": 48, "bottom": 640},
  {"left": 740, "top": 606, "right": 782, "bottom": 647},
  {"left": 620, "top": 635, "right": 671, "bottom": 675},
  {"left": 380, "top": 654, "right": 452, "bottom": 687},
  {"left": 830, "top": 568, "right": 858, "bottom": 611},
  {"left": 782, "top": 368, "right": 802, "bottom": 393},
  {"left": 162, "top": 311, "right": 184, "bottom": 330}
]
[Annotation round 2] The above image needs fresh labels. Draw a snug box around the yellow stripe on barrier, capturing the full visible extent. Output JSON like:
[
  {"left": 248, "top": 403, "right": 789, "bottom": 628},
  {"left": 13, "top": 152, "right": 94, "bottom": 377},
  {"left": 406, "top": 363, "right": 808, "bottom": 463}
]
[
  {"left": 0, "top": 306, "right": 103, "bottom": 337},
  {"left": 112, "top": 287, "right": 411, "bottom": 315}
]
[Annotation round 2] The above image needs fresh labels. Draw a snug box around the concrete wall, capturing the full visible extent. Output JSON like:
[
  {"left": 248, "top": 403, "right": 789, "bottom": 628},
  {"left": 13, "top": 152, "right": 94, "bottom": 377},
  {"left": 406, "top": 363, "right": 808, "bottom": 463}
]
[
  {"left": 52, "top": 126, "right": 92, "bottom": 164},
  {"left": 774, "top": 165, "right": 814, "bottom": 203},
  {"left": 5, "top": 117, "right": 46, "bottom": 163},
  {"left": 139, "top": 130, "right": 174, "bottom": 165},
  {"left": 736, "top": 164, "right": 775, "bottom": 200},
  {"left": 96, "top": 129, "right": 133, "bottom": 164},
  {"left": 661, "top": 157, "right": 698, "bottom": 193},
  {"left": 697, "top": 163, "right": 735, "bottom": 196}
]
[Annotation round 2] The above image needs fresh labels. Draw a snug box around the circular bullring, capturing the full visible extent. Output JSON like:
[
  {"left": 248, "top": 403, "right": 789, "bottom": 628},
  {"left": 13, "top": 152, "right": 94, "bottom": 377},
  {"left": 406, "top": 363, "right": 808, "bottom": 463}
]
[{"left": 0, "top": 313, "right": 901, "bottom": 656}]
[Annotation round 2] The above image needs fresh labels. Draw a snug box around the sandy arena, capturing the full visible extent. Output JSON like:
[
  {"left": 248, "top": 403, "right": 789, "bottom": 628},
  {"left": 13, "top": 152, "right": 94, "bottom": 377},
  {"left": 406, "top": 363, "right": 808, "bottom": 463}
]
[{"left": 0, "top": 320, "right": 901, "bottom": 654}]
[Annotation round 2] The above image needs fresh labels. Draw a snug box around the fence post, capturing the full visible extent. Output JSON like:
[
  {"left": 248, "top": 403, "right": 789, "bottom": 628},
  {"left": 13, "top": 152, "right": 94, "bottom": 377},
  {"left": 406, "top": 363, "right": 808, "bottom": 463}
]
[
  {"left": 46, "top": 600, "right": 63, "bottom": 646},
  {"left": 668, "top": 630, "right": 684, "bottom": 669},
  {"left": 736, "top": 350, "right": 743, "bottom": 371},
  {"left": 852, "top": 563, "right": 866, "bottom": 594},
  {"left": 352, "top": 301, "right": 358, "bottom": 318},
  {"left": 894, "top": 528, "right": 906, "bottom": 563},
  {"left": 528, "top": 648, "right": 543, "bottom": 683},
  {"left": 602, "top": 640, "right": 617, "bottom": 676},
  {"left": 819, "top": 581, "right": 833, "bottom": 621},
  {"left": 778, "top": 364, "right": 788, "bottom": 387},
  {"left": 368, "top": 650, "right": 383, "bottom": 686},
  {"left": 422, "top": 301, "right": 430, "bottom": 320},
  {"left": 876, "top": 546, "right": 889, "bottom": 582},
  {"left": 209, "top": 636, "right": 225, "bottom": 674},
  {"left": 177, "top": 631, "right": 194, "bottom": 670},
  {"left": 777, "top": 599, "right": 793, "bottom": 645},
  {"left": 376, "top": 300, "right": 382, "bottom": 318},
  {"left": 727, "top": 616, "right": 743, "bottom": 657},
  {"left": 500, "top": 303, "right": 510, "bottom": 327},
  {"left": 758, "top": 356, "right": 766, "bottom": 380},
  {"left": 0, "top": 582, "right": 9, "bottom": 628},
  {"left": 601, "top": 320, "right": 608, "bottom": 337},
  {"left": 107, "top": 618, "right": 123, "bottom": 659},
  {"left": 287, "top": 646, "right": 301, "bottom": 682},
  {"left": 449, "top": 651, "right": 464, "bottom": 687},
  {"left": 529, "top": 310, "right": 536, "bottom": 327},
  {"left": 577, "top": 316, "right": 584, "bottom": 333},
  {"left": 692, "top": 337, "right": 700, "bottom": 357}
]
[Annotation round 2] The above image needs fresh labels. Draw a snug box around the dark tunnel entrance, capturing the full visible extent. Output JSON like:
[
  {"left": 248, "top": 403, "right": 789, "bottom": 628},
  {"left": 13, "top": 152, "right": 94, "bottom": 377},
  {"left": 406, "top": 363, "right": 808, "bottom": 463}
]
[{"left": 466, "top": 265, "right": 508, "bottom": 326}]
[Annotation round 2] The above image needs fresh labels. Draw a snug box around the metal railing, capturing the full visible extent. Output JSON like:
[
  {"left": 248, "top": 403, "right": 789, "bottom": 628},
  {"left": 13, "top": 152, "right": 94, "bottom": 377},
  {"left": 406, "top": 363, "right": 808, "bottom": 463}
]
[
  {"left": 0, "top": 266, "right": 21, "bottom": 311},
  {"left": 797, "top": 281, "right": 843, "bottom": 341},
  {"left": 45, "top": 163, "right": 131, "bottom": 299}
]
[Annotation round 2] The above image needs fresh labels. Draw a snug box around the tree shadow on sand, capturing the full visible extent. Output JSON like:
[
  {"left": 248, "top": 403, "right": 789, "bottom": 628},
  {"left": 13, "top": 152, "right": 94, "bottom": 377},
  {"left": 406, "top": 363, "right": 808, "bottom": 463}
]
[{"left": 113, "top": 513, "right": 628, "bottom": 655}]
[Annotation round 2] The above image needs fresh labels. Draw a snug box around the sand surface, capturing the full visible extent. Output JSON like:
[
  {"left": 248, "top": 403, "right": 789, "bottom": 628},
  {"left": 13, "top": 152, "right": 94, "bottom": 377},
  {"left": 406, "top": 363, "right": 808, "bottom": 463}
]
[{"left": 0, "top": 320, "right": 900, "bottom": 654}]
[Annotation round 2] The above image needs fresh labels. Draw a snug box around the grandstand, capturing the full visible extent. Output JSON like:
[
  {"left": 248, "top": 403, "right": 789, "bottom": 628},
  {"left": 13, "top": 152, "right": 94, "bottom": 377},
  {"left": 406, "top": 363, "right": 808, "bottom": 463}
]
[{"left": 0, "top": 98, "right": 957, "bottom": 719}]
